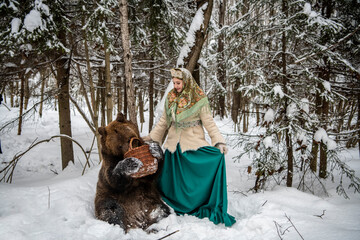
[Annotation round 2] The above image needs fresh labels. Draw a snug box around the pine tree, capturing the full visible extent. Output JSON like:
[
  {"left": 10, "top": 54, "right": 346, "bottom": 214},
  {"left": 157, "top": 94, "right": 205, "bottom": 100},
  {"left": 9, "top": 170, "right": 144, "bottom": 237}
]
[{"left": 223, "top": 0, "right": 360, "bottom": 197}]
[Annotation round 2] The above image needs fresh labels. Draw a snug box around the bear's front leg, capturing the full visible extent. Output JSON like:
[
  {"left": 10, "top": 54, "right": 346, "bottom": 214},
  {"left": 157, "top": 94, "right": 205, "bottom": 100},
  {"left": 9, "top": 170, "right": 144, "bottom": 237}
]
[
  {"left": 104, "top": 157, "right": 143, "bottom": 191},
  {"left": 95, "top": 198, "right": 127, "bottom": 230},
  {"left": 146, "top": 141, "right": 164, "bottom": 161}
]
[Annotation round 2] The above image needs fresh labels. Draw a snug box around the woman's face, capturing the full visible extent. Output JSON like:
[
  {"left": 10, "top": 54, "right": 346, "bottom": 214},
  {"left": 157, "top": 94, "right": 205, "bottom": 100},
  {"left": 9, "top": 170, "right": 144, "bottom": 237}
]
[{"left": 172, "top": 78, "right": 183, "bottom": 93}]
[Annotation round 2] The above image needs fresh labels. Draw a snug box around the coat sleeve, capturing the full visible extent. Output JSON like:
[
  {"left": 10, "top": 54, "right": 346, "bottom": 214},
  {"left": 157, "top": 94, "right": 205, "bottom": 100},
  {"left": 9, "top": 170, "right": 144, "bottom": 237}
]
[
  {"left": 149, "top": 111, "right": 168, "bottom": 144},
  {"left": 199, "top": 107, "right": 226, "bottom": 146}
]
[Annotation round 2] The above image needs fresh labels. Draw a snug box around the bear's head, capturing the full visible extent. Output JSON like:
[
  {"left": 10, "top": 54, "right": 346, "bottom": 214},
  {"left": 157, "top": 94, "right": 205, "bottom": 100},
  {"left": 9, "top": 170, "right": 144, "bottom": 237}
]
[{"left": 98, "top": 113, "right": 143, "bottom": 158}]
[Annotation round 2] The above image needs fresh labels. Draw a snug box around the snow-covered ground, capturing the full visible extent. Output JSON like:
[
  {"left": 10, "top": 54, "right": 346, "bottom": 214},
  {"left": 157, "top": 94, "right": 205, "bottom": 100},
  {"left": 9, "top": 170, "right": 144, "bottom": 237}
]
[{"left": 1, "top": 103, "right": 359, "bottom": 240}]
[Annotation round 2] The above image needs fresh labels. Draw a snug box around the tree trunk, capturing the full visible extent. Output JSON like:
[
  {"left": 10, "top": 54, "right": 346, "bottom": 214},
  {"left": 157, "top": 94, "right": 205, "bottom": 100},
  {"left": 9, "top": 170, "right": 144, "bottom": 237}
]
[
  {"left": 149, "top": 64, "right": 154, "bottom": 132},
  {"left": 231, "top": 78, "right": 241, "bottom": 127},
  {"left": 99, "top": 69, "right": 106, "bottom": 127},
  {"left": 39, "top": 69, "right": 46, "bottom": 118},
  {"left": 256, "top": 103, "right": 260, "bottom": 126},
  {"left": 310, "top": 81, "right": 323, "bottom": 172},
  {"left": 55, "top": 49, "right": 74, "bottom": 170},
  {"left": 286, "top": 128, "right": 294, "bottom": 187},
  {"left": 10, "top": 81, "right": 14, "bottom": 107},
  {"left": 117, "top": 78, "right": 122, "bottom": 114},
  {"left": 184, "top": 0, "right": 214, "bottom": 75},
  {"left": 319, "top": 63, "right": 330, "bottom": 178},
  {"left": 217, "top": 0, "right": 226, "bottom": 118},
  {"left": 319, "top": 99, "right": 329, "bottom": 178},
  {"left": 15, "top": 81, "right": 19, "bottom": 107},
  {"left": 282, "top": 0, "right": 293, "bottom": 187},
  {"left": 82, "top": 23, "right": 103, "bottom": 162},
  {"left": 138, "top": 91, "right": 144, "bottom": 132},
  {"left": 123, "top": 76, "right": 128, "bottom": 118},
  {"left": 346, "top": 101, "right": 356, "bottom": 130},
  {"left": 119, "top": 0, "right": 137, "bottom": 125},
  {"left": 318, "top": 0, "right": 333, "bottom": 178},
  {"left": 24, "top": 75, "right": 30, "bottom": 110},
  {"left": 104, "top": 42, "right": 113, "bottom": 124},
  {"left": 243, "top": 98, "right": 248, "bottom": 133},
  {"left": 17, "top": 74, "right": 25, "bottom": 135},
  {"left": 310, "top": 140, "right": 319, "bottom": 172}
]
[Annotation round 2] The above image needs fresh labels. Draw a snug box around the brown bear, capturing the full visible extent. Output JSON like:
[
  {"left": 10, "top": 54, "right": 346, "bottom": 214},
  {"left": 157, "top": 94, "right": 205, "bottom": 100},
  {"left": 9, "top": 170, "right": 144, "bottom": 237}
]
[{"left": 94, "top": 113, "right": 170, "bottom": 232}]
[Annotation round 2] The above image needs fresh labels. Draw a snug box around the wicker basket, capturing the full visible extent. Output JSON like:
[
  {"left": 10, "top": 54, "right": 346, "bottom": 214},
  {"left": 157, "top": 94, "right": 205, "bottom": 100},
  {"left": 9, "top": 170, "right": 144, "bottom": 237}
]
[{"left": 124, "top": 137, "right": 158, "bottom": 178}]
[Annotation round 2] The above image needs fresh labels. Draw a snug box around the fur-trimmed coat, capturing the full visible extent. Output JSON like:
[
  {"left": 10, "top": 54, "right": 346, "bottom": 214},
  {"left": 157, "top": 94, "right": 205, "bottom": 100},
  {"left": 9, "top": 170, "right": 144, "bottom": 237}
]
[{"left": 149, "top": 107, "right": 225, "bottom": 152}]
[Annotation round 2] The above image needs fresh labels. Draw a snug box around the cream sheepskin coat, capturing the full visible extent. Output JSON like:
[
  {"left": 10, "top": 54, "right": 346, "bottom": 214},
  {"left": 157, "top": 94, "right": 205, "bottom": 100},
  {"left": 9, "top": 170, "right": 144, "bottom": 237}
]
[{"left": 149, "top": 107, "right": 225, "bottom": 153}]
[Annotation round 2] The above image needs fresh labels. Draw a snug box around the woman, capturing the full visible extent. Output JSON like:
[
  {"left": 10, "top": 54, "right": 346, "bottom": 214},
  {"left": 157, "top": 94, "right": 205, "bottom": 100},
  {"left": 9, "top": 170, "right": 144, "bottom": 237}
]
[{"left": 144, "top": 68, "right": 235, "bottom": 227}]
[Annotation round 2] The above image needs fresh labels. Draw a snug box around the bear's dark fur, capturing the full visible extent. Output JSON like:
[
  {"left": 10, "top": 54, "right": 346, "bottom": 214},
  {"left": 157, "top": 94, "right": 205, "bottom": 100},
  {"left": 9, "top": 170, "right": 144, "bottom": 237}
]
[{"left": 94, "top": 113, "right": 170, "bottom": 232}]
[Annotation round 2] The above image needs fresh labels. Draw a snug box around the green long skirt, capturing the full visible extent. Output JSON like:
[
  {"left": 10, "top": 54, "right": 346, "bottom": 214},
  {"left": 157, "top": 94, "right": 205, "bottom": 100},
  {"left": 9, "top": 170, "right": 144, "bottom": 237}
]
[{"left": 158, "top": 144, "right": 236, "bottom": 227}]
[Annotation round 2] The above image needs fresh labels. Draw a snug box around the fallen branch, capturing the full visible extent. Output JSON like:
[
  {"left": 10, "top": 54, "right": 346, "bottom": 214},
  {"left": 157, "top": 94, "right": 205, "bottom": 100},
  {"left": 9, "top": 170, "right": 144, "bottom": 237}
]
[
  {"left": 229, "top": 190, "right": 248, "bottom": 197},
  {"left": 274, "top": 221, "right": 283, "bottom": 240},
  {"left": 285, "top": 214, "right": 304, "bottom": 240},
  {"left": 157, "top": 230, "right": 180, "bottom": 240},
  {"left": 1, "top": 103, "right": 11, "bottom": 111},
  {"left": 0, "top": 134, "right": 90, "bottom": 183},
  {"left": 314, "top": 210, "right": 326, "bottom": 219},
  {"left": 274, "top": 221, "right": 291, "bottom": 240},
  {"left": 82, "top": 134, "right": 96, "bottom": 175}
]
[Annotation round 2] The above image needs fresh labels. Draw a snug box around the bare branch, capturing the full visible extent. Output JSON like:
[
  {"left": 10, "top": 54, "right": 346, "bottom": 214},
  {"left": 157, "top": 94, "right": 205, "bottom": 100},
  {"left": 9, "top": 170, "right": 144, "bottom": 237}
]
[
  {"left": 157, "top": 230, "right": 180, "bottom": 240},
  {"left": 285, "top": 214, "right": 304, "bottom": 240},
  {"left": 0, "top": 135, "right": 91, "bottom": 183},
  {"left": 314, "top": 210, "right": 326, "bottom": 219}
]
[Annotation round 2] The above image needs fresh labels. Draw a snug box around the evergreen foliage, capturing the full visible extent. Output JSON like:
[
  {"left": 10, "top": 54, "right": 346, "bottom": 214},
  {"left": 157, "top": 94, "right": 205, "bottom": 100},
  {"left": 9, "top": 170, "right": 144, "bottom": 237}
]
[{"left": 0, "top": 0, "right": 359, "bottom": 198}]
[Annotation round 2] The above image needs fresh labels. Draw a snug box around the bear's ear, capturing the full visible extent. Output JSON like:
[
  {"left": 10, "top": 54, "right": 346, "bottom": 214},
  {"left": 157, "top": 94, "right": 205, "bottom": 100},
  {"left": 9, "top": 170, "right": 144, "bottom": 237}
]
[
  {"left": 116, "top": 113, "right": 126, "bottom": 122},
  {"left": 98, "top": 127, "right": 106, "bottom": 136}
]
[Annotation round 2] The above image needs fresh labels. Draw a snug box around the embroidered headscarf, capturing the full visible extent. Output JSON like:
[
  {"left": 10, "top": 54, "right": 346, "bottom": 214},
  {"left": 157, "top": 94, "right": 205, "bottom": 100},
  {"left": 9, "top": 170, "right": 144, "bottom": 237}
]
[{"left": 165, "top": 68, "right": 210, "bottom": 126}]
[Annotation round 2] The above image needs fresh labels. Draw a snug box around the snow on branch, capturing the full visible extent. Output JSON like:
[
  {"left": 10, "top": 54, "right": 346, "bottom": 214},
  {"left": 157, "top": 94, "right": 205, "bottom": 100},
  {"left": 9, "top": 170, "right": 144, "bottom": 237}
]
[
  {"left": 176, "top": 3, "right": 208, "bottom": 67},
  {"left": 314, "top": 128, "right": 337, "bottom": 150}
]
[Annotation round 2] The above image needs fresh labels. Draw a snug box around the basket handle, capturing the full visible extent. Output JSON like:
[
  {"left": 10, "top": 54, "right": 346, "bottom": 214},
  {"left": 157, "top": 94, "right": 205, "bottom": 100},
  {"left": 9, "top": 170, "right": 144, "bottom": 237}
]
[{"left": 128, "top": 137, "right": 142, "bottom": 150}]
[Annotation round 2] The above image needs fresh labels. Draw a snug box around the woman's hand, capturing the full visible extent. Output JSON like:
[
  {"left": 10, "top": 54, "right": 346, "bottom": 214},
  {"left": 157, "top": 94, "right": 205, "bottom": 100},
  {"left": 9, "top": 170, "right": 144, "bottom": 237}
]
[{"left": 216, "top": 143, "right": 228, "bottom": 155}]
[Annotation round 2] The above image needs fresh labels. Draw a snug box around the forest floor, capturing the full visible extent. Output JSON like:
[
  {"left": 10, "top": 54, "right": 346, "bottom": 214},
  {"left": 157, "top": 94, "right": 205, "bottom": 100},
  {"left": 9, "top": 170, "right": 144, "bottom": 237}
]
[{"left": 0, "top": 104, "right": 359, "bottom": 240}]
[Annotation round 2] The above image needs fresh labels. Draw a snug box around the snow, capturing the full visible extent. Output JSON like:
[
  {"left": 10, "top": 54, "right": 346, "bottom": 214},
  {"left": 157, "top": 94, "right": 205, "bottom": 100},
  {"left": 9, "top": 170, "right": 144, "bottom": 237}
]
[
  {"left": 35, "top": 0, "right": 50, "bottom": 16},
  {"left": 1, "top": 101, "right": 360, "bottom": 240},
  {"left": 264, "top": 108, "right": 275, "bottom": 124},
  {"left": 323, "top": 80, "right": 331, "bottom": 92},
  {"left": 286, "top": 103, "right": 297, "bottom": 118},
  {"left": 263, "top": 136, "right": 273, "bottom": 149},
  {"left": 303, "top": 3, "right": 317, "bottom": 18},
  {"left": 296, "top": 131, "right": 307, "bottom": 146},
  {"left": 177, "top": 3, "right": 208, "bottom": 67},
  {"left": 314, "top": 128, "right": 328, "bottom": 143},
  {"left": 24, "top": 9, "right": 43, "bottom": 32},
  {"left": 4, "top": 62, "right": 17, "bottom": 68},
  {"left": 314, "top": 128, "right": 337, "bottom": 150},
  {"left": 154, "top": 80, "right": 173, "bottom": 121},
  {"left": 273, "top": 85, "right": 284, "bottom": 98},
  {"left": 11, "top": 18, "right": 21, "bottom": 34},
  {"left": 303, "top": 2, "right": 342, "bottom": 31},
  {"left": 300, "top": 98, "right": 309, "bottom": 114},
  {"left": 8, "top": 1, "right": 18, "bottom": 12},
  {"left": 303, "top": 3, "right": 312, "bottom": 15}
]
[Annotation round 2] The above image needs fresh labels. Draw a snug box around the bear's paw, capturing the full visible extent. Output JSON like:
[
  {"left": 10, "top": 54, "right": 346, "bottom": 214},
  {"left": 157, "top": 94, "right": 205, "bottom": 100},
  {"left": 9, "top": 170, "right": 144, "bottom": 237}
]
[
  {"left": 147, "top": 141, "right": 164, "bottom": 160},
  {"left": 114, "top": 157, "right": 144, "bottom": 176}
]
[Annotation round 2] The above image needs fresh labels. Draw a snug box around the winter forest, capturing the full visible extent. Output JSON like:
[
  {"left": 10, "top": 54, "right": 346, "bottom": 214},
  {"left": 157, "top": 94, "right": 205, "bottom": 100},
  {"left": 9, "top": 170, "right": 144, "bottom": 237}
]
[{"left": 1, "top": 0, "right": 360, "bottom": 239}]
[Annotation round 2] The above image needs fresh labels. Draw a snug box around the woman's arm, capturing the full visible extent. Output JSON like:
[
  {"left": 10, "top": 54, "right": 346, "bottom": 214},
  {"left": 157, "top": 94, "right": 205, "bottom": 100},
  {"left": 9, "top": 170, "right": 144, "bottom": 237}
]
[
  {"left": 148, "top": 111, "right": 168, "bottom": 143},
  {"left": 199, "top": 107, "right": 226, "bottom": 146}
]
